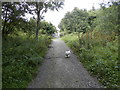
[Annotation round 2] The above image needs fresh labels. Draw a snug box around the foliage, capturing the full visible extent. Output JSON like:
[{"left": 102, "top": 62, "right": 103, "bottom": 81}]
[
  {"left": 95, "top": 4, "right": 119, "bottom": 34},
  {"left": 60, "top": 1, "right": 120, "bottom": 88},
  {"left": 58, "top": 7, "right": 89, "bottom": 33},
  {"left": 41, "top": 21, "right": 57, "bottom": 35},
  {"left": 2, "top": 2, "right": 28, "bottom": 36},
  {"left": 2, "top": 1, "right": 64, "bottom": 39},
  {"left": 62, "top": 33, "right": 119, "bottom": 88},
  {"left": 26, "top": 1, "right": 64, "bottom": 40},
  {"left": 23, "top": 18, "right": 36, "bottom": 37},
  {"left": 2, "top": 0, "right": 60, "bottom": 88},
  {"left": 2, "top": 34, "right": 51, "bottom": 88}
]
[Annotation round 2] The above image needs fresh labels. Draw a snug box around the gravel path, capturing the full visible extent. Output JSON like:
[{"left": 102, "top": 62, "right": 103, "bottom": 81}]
[{"left": 28, "top": 38, "right": 103, "bottom": 88}]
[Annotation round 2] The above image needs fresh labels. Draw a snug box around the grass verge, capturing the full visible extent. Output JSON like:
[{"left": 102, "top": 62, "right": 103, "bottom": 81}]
[
  {"left": 62, "top": 33, "right": 119, "bottom": 88},
  {"left": 2, "top": 34, "right": 52, "bottom": 88}
]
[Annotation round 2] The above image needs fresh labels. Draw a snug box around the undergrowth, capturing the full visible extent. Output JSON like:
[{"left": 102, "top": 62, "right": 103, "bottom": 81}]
[
  {"left": 2, "top": 34, "right": 51, "bottom": 88},
  {"left": 62, "top": 32, "right": 119, "bottom": 88}
]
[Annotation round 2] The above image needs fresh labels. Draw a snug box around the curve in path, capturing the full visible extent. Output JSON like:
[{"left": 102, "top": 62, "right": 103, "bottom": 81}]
[{"left": 28, "top": 38, "right": 103, "bottom": 88}]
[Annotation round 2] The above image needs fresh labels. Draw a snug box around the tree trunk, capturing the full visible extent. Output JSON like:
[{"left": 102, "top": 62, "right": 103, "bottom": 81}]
[
  {"left": 35, "top": 8, "right": 40, "bottom": 40},
  {"left": 36, "top": 19, "right": 39, "bottom": 40}
]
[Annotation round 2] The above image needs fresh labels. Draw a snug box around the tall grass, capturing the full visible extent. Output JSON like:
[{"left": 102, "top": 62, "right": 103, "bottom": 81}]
[
  {"left": 2, "top": 34, "right": 51, "bottom": 88},
  {"left": 62, "top": 32, "right": 119, "bottom": 88}
]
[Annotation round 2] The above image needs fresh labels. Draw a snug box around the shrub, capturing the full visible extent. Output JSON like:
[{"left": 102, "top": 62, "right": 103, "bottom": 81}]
[
  {"left": 62, "top": 33, "right": 119, "bottom": 88},
  {"left": 2, "top": 34, "right": 52, "bottom": 88}
]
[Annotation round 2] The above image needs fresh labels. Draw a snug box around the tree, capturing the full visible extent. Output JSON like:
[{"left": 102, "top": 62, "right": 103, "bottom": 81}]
[
  {"left": 26, "top": 1, "right": 64, "bottom": 40},
  {"left": 95, "top": 1, "right": 120, "bottom": 35},
  {"left": 41, "top": 21, "right": 56, "bottom": 35},
  {"left": 2, "top": 2, "right": 28, "bottom": 36},
  {"left": 58, "top": 7, "right": 89, "bottom": 33},
  {"left": 59, "top": 7, "right": 89, "bottom": 48},
  {"left": 23, "top": 18, "right": 36, "bottom": 37}
]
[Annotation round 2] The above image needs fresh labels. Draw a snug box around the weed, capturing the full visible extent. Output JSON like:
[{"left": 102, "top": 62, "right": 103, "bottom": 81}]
[
  {"left": 62, "top": 32, "right": 119, "bottom": 88},
  {"left": 2, "top": 34, "right": 51, "bottom": 88}
]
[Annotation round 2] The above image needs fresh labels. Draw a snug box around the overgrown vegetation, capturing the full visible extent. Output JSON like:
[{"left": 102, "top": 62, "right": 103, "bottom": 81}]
[
  {"left": 2, "top": 1, "right": 64, "bottom": 40},
  {"left": 60, "top": 0, "right": 120, "bottom": 88},
  {"left": 2, "top": 1, "right": 64, "bottom": 88},
  {"left": 62, "top": 33, "right": 119, "bottom": 88},
  {"left": 2, "top": 34, "right": 51, "bottom": 88}
]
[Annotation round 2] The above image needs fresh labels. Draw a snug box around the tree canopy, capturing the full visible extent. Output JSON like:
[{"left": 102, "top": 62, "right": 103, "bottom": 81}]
[
  {"left": 58, "top": 7, "right": 89, "bottom": 33},
  {"left": 59, "top": 1, "right": 120, "bottom": 35},
  {"left": 2, "top": 1, "right": 64, "bottom": 39}
]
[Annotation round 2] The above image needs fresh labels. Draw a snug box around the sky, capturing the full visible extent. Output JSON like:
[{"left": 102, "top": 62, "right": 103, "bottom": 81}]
[
  {"left": 44, "top": 0, "right": 103, "bottom": 30},
  {"left": 25, "top": 0, "right": 109, "bottom": 29}
]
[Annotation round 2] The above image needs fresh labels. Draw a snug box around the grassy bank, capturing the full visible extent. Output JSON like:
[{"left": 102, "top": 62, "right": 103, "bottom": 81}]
[
  {"left": 2, "top": 34, "right": 52, "bottom": 88},
  {"left": 62, "top": 32, "right": 119, "bottom": 88}
]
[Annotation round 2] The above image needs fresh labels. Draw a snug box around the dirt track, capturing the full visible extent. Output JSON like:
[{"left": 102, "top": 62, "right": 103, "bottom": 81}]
[{"left": 28, "top": 38, "right": 103, "bottom": 88}]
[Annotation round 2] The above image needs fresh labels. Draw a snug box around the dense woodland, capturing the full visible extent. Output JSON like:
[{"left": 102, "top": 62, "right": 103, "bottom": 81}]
[
  {"left": 59, "top": 1, "right": 120, "bottom": 88},
  {"left": 2, "top": 0, "right": 120, "bottom": 88}
]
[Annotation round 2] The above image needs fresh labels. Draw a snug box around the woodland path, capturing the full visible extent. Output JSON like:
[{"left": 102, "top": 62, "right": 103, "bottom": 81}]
[{"left": 28, "top": 38, "right": 103, "bottom": 88}]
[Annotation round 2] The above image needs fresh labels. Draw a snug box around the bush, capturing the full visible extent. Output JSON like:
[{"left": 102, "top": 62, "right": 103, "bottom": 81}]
[
  {"left": 62, "top": 33, "right": 119, "bottom": 88},
  {"left": 2, "top": 34, "right": 52, "bottom": 88}
]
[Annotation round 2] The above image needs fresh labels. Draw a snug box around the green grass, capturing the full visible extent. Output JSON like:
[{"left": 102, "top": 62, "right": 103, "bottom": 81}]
[
  {"left": 2, "top": 34, "right": 52, "bottom": 88},
  {"left": 62, "top": 33, "right": 119, "bottom": 88}
]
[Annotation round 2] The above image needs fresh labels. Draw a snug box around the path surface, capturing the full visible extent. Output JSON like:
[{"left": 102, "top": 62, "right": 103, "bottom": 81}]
[{"left": 28, "top": 38, "right": 103, "bottom": 88}]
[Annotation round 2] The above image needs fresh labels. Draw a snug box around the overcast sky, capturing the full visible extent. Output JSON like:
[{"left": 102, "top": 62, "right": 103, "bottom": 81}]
[
  {"left": 25, "top": 0, "right": 109, "bottom": 29},
  {"left": 44, "top": 0, "right": 104, "bottom": 29}
]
